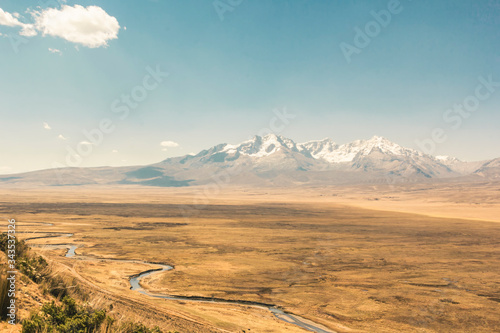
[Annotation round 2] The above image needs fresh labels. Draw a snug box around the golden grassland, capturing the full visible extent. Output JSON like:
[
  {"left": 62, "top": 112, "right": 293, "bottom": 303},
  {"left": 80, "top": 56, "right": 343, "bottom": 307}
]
[{"left": 1, "top": 181, "right": 499, "bottom": 332}]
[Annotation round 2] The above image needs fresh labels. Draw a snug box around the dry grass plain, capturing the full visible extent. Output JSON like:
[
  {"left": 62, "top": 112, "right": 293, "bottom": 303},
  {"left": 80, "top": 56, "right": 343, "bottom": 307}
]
[{"left": 1, "top": 181, "right": 499, "bottom": 332}]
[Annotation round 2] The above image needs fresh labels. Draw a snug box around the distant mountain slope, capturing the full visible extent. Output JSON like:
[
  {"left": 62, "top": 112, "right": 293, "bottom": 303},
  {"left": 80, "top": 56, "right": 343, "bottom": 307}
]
[
  {"left": 1, "top": 134, "right": 498, "bottom": 187},
  {"left": 473, "top": 158, "right": 500, "bottom": 179},
  {"left": 435, "top": 155, "right": 486, "bottom": 174}
]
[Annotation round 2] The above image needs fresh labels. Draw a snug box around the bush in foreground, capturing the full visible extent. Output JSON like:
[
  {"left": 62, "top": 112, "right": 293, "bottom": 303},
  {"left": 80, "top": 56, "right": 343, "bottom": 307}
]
[
  {"left": 22, "top": 296, "right": 108, "bottom": 333},
  {"left": 22, "top": 296, "right": 167, "bottom": 333}
]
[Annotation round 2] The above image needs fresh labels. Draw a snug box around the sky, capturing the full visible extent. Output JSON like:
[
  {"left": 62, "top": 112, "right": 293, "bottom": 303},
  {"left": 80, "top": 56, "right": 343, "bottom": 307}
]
[{"left": 1, "top": 0, "right": 500, "bottom": 174}]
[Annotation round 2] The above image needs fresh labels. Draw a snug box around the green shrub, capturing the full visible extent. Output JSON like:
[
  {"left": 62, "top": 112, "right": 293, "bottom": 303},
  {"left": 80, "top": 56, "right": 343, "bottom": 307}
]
[
  {"left": 22, "top": 296, "right": 108, "bottom": 333},
  {"left": 22, "top": 296, "right": 168, "bottom": 333},
  {"left": 18, "top": 256, "right": 48, "bottom": 283},
  {"left": 0, "top": 233, "right": 29, "bottom": 259}
]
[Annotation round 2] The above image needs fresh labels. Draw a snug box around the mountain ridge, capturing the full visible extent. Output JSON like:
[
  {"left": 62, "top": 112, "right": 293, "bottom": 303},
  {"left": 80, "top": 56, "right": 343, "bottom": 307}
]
[{"left": 1, "top": 134, "right": 498, "bottom": 187}]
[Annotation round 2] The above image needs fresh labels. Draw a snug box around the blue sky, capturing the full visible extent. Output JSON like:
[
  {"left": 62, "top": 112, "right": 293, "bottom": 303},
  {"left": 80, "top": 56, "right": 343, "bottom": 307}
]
[{"left": 1, "top": 0, "right": 499, "bottom": 173}]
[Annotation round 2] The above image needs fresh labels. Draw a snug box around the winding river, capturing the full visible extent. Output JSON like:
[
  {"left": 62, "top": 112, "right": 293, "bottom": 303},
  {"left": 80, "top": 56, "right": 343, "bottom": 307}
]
[{"left": 23, "top": 224, "right": 336, "bottom": 333}]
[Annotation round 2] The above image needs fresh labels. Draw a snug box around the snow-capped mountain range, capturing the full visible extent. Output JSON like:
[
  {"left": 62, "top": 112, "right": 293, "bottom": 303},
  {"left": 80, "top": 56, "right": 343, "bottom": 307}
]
[
  {"left": 163, "top": 134, "right": 468, "bottom": 176},
  {"left": 147, "top": 134, "right": 497, "bottom": 186},
  {"left": 1, "top": 134, "right": 499, "bottom": 187}
]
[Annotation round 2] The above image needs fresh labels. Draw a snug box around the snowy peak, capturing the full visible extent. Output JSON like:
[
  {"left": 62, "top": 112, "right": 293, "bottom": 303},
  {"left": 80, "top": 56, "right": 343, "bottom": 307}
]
[
  {"left": 298, "top": 135, "right": 422, "bottom": 163},
  {"left": 357, "top": 135, "right": 419, "bottom": 157},
  {"left": 221, "top": 134, "right": 300, "bottom": 158},
  {"left": 299, "top": 138, "right": 338, "bottom": 161}
]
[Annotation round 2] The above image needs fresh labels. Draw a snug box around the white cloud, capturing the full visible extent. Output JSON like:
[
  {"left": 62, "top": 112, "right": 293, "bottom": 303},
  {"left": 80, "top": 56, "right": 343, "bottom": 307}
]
[
  {"left": 0, "top": 8, "right": 23, "bottom": 27},
  {"left": 34, "top": 5, "right": 120, "bottom": 48},
  {"left": 79, "top": 140, "right": 93, "bottom": 145},
  {"left": 43, "top": 122, "right": 52, "bottom": 130},
  {"left": 48, "top": 47, "right": 62, "bottom": 55},
  {"left": 58, "top": 134, "right": 67, "bottom": 140},
  {"left": 0, "top": 5, "right": 120, "bottom": 48},
  {"left": 0, "top": 7, "right": 36, "bottom": 36},
  {"left": 160, "top": 141, "right": 179, "bottom": 148},
  {"left": 112, "top": 149, "right": 118, "bottom": 153}
]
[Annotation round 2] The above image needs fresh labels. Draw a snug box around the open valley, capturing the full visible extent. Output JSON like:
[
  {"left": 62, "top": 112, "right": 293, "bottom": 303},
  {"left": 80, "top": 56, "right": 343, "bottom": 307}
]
[{"left": 2, "top": 183, "right": 499, "bottom": 332}]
